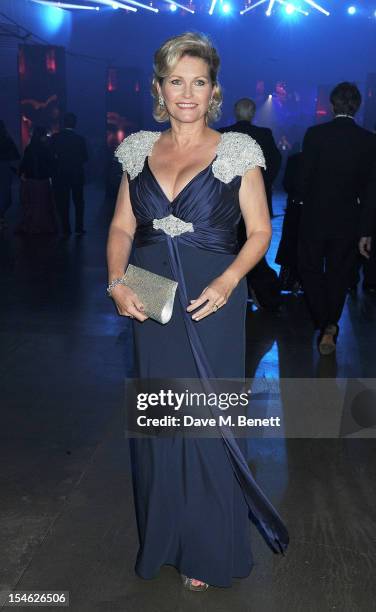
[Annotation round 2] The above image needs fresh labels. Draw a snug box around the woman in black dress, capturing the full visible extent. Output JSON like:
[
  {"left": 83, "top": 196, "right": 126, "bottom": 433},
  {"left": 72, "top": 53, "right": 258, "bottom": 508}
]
[
  {"left": 107, "top": 32, "right": 289, "bottom": 590},
  {"left": 17, "top": 126, "right": 57, "bottom": 234}
]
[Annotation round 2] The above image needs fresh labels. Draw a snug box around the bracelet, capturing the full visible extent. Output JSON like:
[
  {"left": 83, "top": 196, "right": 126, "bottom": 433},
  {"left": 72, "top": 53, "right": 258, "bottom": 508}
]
[{"left": 107, "top": 276, "right": 126, "bottom": 297}]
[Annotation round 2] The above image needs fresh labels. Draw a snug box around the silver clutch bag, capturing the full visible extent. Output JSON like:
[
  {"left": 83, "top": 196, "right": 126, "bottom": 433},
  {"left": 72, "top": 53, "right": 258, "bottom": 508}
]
[{"left": 122, "top": 264, "right": 178, "bottom": 324}]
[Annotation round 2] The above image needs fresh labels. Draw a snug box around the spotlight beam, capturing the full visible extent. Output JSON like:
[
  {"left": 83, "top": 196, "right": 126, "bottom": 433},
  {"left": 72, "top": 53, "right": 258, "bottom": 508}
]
[
  {"left": 266, "top": 0, "right": 276, "bottom": 16},
  {"left": 110, "top": 1, "right": 138, "bottom": 11},
  {"left": 95, "top": 0, "right": 157, "bottom": 12},
  {"left": 241, "top": 0, "right": 329, "bottom": 16},
  {"left": 116, "top": 0, "right": 158, "bottom": 11},
  {"left": 240, "top": 0, "right": 268, "bottom": 16},
  {"left": 31, "top": 0, "right": 101, "bottom": 7},
  {"left": 97, "top": 0, "right": 137, "bottom": 11},
  {"left": 303, "top": 0, "right": 329, "bottom": 16},
  {"left": 208, "top": 0, "right": 218, "bottom": 15},
  {"left": 163, "top": 0, "right": 194, "bottom": 13},
  {"left": 277, "top": 0, "right": 309, "bottom": 16}
]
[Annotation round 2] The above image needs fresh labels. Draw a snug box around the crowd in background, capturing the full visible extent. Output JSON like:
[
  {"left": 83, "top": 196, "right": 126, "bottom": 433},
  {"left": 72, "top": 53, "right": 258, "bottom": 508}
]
[
  {"left": 0, "top": 113, "right": 87, "bottom": 237},
  {"left": 1, "top": 81, "right": 375, "bottom": 355}
]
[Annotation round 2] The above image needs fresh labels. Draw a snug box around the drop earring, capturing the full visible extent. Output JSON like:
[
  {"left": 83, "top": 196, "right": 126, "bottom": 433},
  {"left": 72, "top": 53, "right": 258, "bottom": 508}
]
[{"left": 158, "top": 95, "right": 165, "bottom": 108}]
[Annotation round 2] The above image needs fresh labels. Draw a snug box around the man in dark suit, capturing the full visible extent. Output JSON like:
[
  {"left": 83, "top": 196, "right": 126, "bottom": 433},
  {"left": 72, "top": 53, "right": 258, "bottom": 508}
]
[
  {"left": 50, "top": 112, "right": 88, "bottom": 236},
  {"left": 219, "top": 98, "right": 282, "bottom": 310},
  {"left": 275, "top": 144, "right": 304, "bottom": 291},
  {"left": 298, "top": 82, "right": 376, "bottom": 354},
  {"left": 219, "top": 98, "right": 281, "bottom": 217},
  {"left": 362, "top": 158, "right": 376, "bottom": 291},
  {"left": 350, "top": 124, "right": 376, "bottom": 293}
]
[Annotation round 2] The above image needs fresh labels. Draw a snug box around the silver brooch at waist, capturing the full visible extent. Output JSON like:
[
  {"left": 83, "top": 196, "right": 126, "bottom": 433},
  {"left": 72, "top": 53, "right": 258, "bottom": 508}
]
[{"left": 152, "top": 214, "right": 194, "bottom": 238}]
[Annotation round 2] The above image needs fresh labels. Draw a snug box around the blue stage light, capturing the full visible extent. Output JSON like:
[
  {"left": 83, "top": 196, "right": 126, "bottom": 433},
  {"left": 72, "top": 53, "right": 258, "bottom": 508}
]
[
  {"left": 112, "top": 1, "right": 119, "bottom": 8},
  {"left": 347, "top": 6, "right": 356, "bottom": 15},
  {"left": 242, "top": 0, "right": 328, "bottom": 17},
  {"left": 43, "top": 4, "right": 65, "bottom": 33},
  {"left": 222, "top": 2, "right": 231, "bottom": 14},
  {"left": 169, "top": 2, "right": 177, "bottom": 9}
]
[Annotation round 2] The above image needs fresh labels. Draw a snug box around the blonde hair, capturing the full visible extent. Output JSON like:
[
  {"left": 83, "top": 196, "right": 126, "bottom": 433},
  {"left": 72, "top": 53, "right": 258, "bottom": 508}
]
[{"left": 152, "top": 31, "right": 222, "bottom": 124}]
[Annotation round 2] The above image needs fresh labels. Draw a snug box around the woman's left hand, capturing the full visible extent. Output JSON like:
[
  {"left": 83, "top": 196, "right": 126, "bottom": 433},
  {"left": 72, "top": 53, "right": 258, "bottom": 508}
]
[{"left": 186, "top": 271, "right": 239, "bottom": 321}]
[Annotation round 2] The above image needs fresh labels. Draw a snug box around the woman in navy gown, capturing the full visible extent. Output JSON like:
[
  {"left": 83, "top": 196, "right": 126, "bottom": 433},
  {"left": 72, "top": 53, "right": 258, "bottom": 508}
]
[{"left": 106, "top": 32, "right": 289, "bottom": 590}]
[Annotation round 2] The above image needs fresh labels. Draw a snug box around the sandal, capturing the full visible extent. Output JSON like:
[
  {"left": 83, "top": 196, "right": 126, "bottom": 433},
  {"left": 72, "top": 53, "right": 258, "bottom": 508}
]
[{"left": 180, "top": 574, "right": 209, "bottom": 591}]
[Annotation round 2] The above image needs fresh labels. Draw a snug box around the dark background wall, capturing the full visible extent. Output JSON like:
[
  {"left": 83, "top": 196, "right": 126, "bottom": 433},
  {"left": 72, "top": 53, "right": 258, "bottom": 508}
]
[
  {"left": 1, "top": 1, "right": 376, "bottom": 148},
  {"left": 0, "top": 0, "right": 71, "bottom": 140}
]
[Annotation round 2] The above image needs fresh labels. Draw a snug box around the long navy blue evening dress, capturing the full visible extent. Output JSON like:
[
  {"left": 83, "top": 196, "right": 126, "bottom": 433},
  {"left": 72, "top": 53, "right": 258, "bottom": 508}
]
[{"left": 115, "top": 130, "right": 289, "bottom": 588}]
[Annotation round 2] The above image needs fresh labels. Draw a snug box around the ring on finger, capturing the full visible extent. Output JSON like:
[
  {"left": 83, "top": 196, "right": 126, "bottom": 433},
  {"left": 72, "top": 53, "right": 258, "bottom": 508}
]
[{"left": 212, "top": 303, "right": 219, "bottom": 312}]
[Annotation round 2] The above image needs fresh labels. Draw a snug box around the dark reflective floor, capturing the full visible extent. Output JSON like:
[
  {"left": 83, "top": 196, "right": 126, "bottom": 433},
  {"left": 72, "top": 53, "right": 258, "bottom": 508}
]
[{"left": 1, "top": 185, "right": 375, "bottom": 611}]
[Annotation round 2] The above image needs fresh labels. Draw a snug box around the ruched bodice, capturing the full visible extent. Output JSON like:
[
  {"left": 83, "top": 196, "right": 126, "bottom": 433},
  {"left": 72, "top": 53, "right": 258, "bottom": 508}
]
[
  {"left": 130, "top": 157, "right": 242, "bottom": 254},
  {"left": 115, "top": 129, "right": 267, "bottom": 255}
]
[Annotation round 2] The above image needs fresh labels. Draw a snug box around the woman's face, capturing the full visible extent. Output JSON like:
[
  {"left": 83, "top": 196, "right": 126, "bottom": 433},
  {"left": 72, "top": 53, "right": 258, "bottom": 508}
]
[{"left": 158, "top": 55, "right": 213, "bottom": 124}]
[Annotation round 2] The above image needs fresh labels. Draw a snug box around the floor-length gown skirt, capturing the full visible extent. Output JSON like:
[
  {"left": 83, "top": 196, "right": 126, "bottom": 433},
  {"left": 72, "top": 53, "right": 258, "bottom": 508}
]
[
  {"left": 128, "top": 240, "right": 253, "bottom": 588},
  {"left": 16, "top": 179, "right": 58, "bottom": 234}
]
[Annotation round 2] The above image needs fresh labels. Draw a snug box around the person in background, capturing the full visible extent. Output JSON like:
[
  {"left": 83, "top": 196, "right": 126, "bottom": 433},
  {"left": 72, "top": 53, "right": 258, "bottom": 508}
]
[
  {"left": 219, "top": 98, "right": 281, "bottom": 217},
  {"left": 348, "top": 124, "right": 376, "bottom": 294},
  {"left": 298, "top": 82, "right": 376, "bottom": 355},
  {"left": 16, "top": 126, "right": 57, "bottom": 235},
  {"left": 358, "top": 158, "right": 376, "bottom": 283},
  {"left": 275, "top": 143, "right": 303, "bottom": 292},
  {"left": 50, "top": 112, "right": 88, "bottom": 237},
  {"left": 0, "top": 120, "right": 20, "bottom": 230},
  {"left": 278, "top": 134, "right": 292, "bottom": 155},
  {"left": 219, "top": 98, "right": 282, "bottom": 310}
]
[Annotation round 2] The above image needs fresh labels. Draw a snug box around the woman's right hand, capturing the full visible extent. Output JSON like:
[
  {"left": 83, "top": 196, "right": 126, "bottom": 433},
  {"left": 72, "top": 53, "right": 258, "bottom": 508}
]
[{"left": 110, "top": 284, "right": 148, "bottom": 322}]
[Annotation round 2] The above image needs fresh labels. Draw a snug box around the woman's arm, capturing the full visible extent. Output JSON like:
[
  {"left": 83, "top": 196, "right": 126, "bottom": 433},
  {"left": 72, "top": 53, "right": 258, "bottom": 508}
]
[
  {"left": 186, "top": 167, "right": 271, "bottom": 320},
  {"left": 225, "top": 165, "right": 272, "bottom": 283},
  {"left": 106, "top": 173, "right": 148, "bottom": 321},
  {"left": 107, "top": 173, "right": 136, "bottom": 280}
]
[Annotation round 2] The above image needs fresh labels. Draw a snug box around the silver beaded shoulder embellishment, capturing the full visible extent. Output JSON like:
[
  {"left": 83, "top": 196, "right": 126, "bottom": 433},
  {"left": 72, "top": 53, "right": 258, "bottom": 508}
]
[
  {"left": 114, "top": 130, "right": 161, "bottom": 179},
  {"left": 153, "top": 214, "right": 194, "bottom": 238},
  {"left": 212, "top": 132, "right": 267, "bottom": 184}
]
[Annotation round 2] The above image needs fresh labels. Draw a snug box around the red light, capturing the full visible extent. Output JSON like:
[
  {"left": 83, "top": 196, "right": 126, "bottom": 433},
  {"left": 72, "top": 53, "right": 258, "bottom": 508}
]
[
  {"left": 21, "top": 115, "right": 32, "bottom": 150},
  {"left": 107, "top": 68, "right": 118, "bottom": 92},
  {"left": 46, "top": 48, "right": 56, "bottom": 74},
  {"left": 18, "top": 48, "right": 26, "bottom": 77}
]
